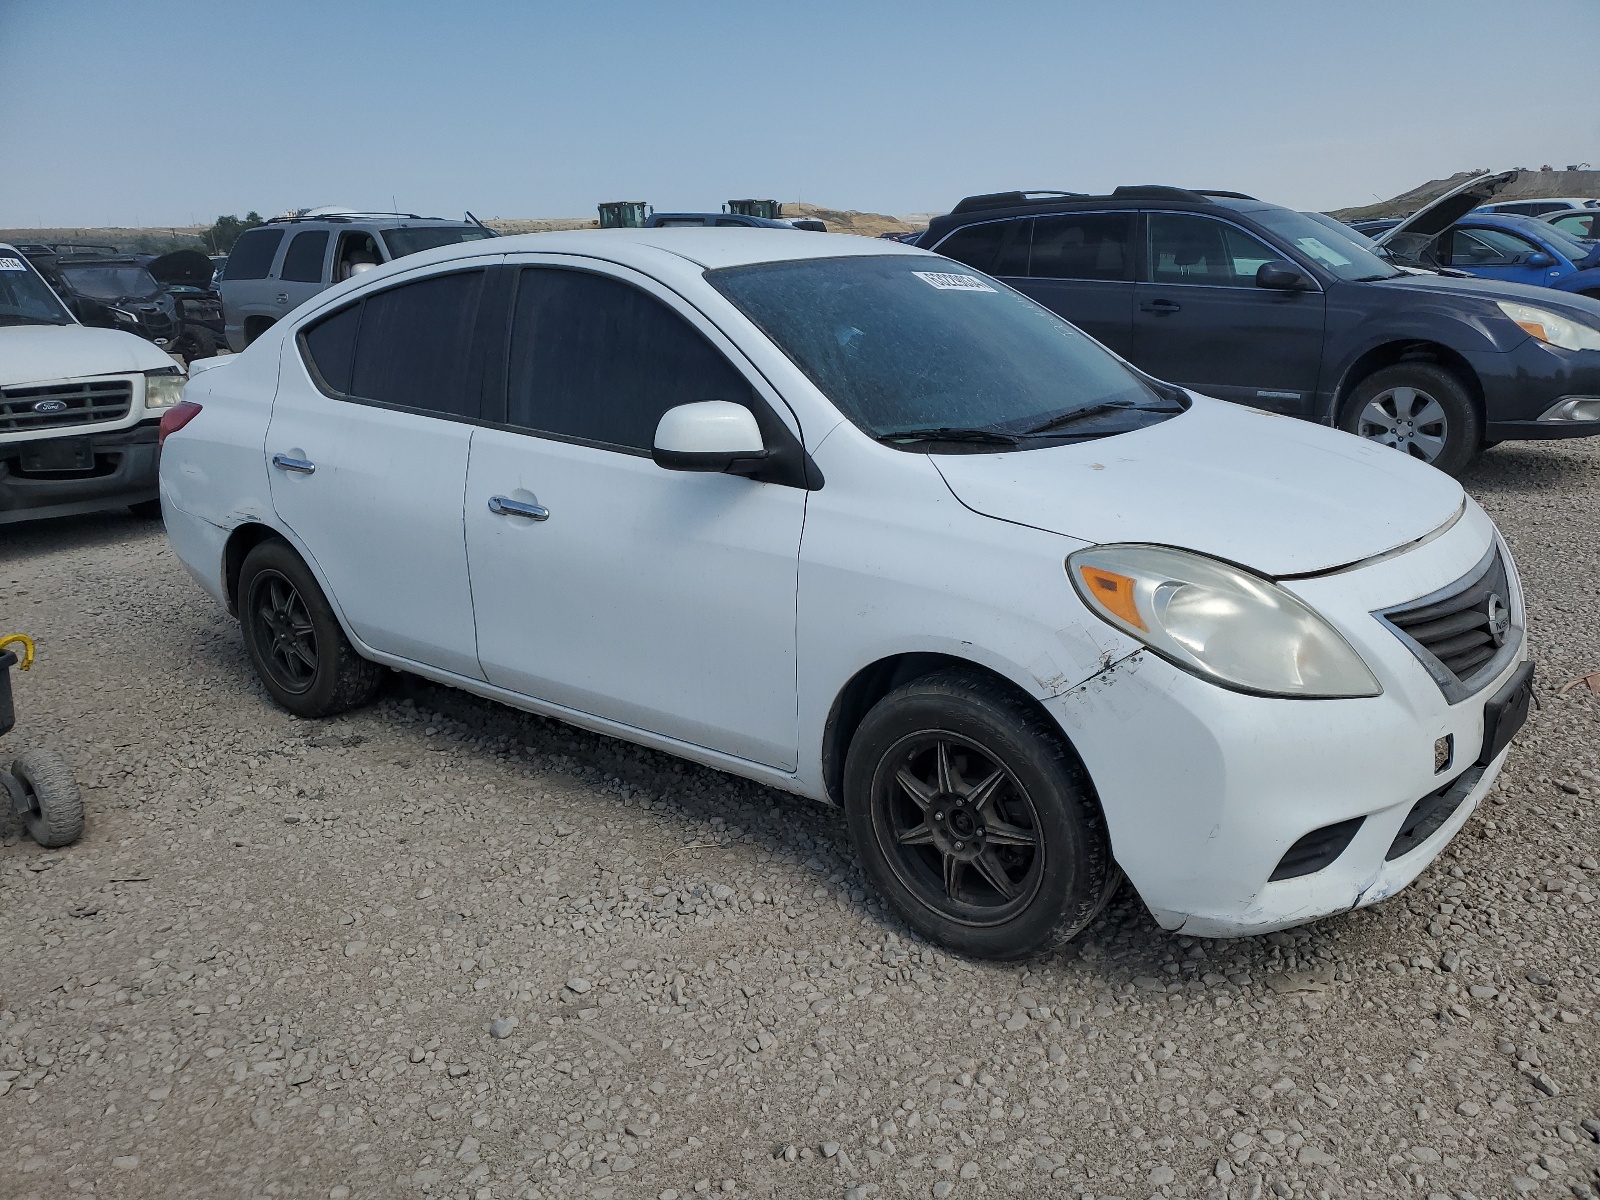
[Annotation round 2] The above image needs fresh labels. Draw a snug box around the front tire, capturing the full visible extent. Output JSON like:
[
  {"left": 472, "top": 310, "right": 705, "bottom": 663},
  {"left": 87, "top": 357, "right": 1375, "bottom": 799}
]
[
  {"left": 1338, "top": 362, "right": 1479, "bottom": 476},
  {"left": 238, "top": 539, "right": 383, "bottom": 718},
  {"left": 129, "top": 498, "right": 163, "bottom": 519},
  {"left": 843, "top": 669, "right": 1116, "bottom": 959}
]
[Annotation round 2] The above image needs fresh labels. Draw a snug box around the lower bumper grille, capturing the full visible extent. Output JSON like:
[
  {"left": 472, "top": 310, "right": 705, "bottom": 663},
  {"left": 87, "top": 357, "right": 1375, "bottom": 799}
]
[
  {"left": 1386, "top": 767, "right": 1484, "bottom": 860},
  {"left": 1270, "top": 816, "right": 1365, "bottom": 881},
  {"left": 1, "top": 379, "right": 134, "bottom": 433}
]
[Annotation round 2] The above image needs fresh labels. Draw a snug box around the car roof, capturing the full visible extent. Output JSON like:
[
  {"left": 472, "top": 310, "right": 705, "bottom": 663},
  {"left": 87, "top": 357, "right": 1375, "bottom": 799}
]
[{"left": 419, "top": 228, "right": 930, "bottom": 272}]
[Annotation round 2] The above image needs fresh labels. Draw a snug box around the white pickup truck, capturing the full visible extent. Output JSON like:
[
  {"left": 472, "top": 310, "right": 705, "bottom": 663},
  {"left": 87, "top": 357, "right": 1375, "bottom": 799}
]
[{"left": 1, "top": 244, "right": 185, "bottom": 524}]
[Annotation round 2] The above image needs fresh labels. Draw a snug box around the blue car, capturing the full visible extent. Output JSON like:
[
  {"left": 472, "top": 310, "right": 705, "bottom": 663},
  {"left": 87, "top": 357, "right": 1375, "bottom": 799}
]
[{"left": 1402, "top": 214, "right": 1600, "bottom": 301}]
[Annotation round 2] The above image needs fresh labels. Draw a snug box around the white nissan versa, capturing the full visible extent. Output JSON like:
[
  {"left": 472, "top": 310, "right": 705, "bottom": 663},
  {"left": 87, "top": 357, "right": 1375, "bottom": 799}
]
[{"left": 159, "top": 230, "right": 1533, "bottom": 959}]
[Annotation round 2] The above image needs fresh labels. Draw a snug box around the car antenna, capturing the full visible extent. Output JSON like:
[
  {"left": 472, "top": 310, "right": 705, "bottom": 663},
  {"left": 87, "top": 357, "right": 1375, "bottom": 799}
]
[{"left": 464, "top": 210, "right": 490, "bottom": 231}]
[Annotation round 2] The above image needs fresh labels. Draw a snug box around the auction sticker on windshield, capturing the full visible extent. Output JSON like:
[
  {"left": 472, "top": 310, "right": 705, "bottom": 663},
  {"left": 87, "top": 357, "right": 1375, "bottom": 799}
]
[
  {"left": 913, "top": 271, "right": 997, "bottom": 292},
  {"left": 0, "top": 258, "right": 29, "bottom": 271}
]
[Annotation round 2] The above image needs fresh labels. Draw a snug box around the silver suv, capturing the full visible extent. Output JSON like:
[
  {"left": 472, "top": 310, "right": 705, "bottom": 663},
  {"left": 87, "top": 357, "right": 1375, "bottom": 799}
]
[{"left": 220, "top": 211, "right": 496, "bottom": 351}]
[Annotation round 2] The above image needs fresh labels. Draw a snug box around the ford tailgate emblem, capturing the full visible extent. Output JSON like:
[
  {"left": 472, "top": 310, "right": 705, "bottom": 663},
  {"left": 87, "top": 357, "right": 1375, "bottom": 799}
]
[{"left": 32, "top": 399, "right": 68, "bottom": 414}]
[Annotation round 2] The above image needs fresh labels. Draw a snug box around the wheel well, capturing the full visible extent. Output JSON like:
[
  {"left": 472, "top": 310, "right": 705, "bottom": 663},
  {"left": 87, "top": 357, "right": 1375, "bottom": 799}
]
[
  {"left": 1334, "top": 340, "right": 1484, "bottom": 425},
  {"left": 222, "top": 523, "right": 284, "bottom": 616},
  {"left": 820, "top": 653, "right": 1071, "bottom": 806}
]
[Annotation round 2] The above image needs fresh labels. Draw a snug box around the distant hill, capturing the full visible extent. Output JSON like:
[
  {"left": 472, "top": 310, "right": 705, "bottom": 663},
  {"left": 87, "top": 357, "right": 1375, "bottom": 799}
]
[{"left": 1331, "top": 168, "right": 1600, "bottom": 221}]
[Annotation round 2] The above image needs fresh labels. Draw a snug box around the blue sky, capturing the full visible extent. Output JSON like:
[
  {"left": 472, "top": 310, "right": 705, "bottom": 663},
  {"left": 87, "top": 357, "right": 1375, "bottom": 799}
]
[{"left": 3, "top": 0, "right": 1598, "bottom": 228}]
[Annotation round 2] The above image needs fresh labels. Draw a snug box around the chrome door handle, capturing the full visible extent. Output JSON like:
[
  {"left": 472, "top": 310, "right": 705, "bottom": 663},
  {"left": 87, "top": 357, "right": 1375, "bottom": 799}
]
[
  {"left": 271, "top": 453, "right": 316, "bottom": 474},
  {"left": 275, "top": 293, "right": 289, "bottom": 303},
  {"left": 488, "top": 495, "right": 549, "bottom": 521}
]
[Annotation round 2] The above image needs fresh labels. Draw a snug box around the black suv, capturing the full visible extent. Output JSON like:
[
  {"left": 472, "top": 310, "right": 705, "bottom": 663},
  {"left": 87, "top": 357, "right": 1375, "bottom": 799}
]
[{"left": 922, "top": 187, "right": 1600, "bottom": 474}]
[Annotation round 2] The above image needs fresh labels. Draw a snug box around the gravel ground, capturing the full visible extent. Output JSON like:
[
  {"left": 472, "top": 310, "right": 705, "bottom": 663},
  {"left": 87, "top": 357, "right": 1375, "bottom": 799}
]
[{"left": 2, "top": 440, "right": 1599, "bottom": 1200}]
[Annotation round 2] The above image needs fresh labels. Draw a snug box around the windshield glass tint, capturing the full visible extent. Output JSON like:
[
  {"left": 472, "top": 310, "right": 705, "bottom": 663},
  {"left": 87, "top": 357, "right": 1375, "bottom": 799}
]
[
  {"left": 381, "top": 226, "right": 495, "bottom": 259},
  {"left": 61, "top": 266, "right": 161, "bottom": 300},
  {"left": 1247, "top": 208, "right": 1400, "bottom": 280},
  {"left": 708, "top": 255, "right": 1174, "bottom": 442},
  {"left": 0, "top": 255, "right": 73, "bottom": 325}
]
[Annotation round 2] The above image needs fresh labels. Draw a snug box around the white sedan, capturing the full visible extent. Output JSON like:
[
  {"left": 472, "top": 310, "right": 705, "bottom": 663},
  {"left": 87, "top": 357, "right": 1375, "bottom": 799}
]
[{"left": 158, "top": 229, "right": 1532, "bottom": 958}]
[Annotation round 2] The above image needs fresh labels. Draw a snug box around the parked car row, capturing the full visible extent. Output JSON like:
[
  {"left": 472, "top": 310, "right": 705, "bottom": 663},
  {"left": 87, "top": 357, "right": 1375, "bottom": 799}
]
[
  {"left": 921, "top": 175, "right": 1600, "bottom": 475},
  {"left": 158, "top": 226, "right": 1535, "bottom": 958},
  {"left": 1, "top": 244, "right": 184, "bottom": 523}
]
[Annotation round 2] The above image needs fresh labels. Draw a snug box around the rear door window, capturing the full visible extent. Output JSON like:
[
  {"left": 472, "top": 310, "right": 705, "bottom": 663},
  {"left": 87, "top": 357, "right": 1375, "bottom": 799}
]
[
  {"left": 1148, "top": 213, "right": 1279, "bottom": 287},
  {"left": 506, "top": 267, "right": 752, "bottom": 451},
  {"left": 223, "top": 228, "right": 284, "bottom": 280},
  {"left": 280, "top": 231, "right": 329, "bottom": 283},
  {"left": 1029, "top": 213, "right": 1133, "bottom": 281},
  {"left": 300, "top": 270, "right": 486, "bottom": 417}
]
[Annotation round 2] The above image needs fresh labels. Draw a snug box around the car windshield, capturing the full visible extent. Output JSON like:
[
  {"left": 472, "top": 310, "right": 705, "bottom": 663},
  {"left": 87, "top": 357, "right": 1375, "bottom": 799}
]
[
  {"left": 60, "top": 265, "right": 161, "bottom": 300},
  {"left": 707, "top": 255, "right": 1181, "bottom": 448},
  {"left": 380, "top": 226, "right": 496, "bottom": 258},
  {"left": 1493, "top": 217, "right": 1594, "bottom": 262},
  {"left": 1248, "top": 208, "right": 1401, "bottom": 281},
  {"left": 0, "top": 254, "right": 74, "bottom": 325}
]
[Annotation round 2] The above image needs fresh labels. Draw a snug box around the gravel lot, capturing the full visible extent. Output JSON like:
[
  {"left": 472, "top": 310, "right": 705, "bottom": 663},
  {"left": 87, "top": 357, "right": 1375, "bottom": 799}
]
[{"left": 2, "top": 440, "right": 1598, "bottom": 1200}]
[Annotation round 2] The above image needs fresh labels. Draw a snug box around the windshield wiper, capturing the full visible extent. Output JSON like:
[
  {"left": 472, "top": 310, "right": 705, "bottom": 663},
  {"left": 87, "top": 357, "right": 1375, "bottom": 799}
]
[
  {"left": 1021, "top": 399, "right": 1168, "bottom": 436},
  {"left": 875, "top": 426, "right": 1020, "bottom": 446}
]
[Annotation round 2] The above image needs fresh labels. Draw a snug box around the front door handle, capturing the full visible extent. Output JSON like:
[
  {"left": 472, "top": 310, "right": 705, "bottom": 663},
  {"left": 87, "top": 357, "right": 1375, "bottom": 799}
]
[
  {"left": 488, "top": 495, "right": 549, "bottom": 521},
  {"left": 1140, "top": 298, "right": 1182, "bottom": 314},
  {"left": 271, "top": 453, "right": 316, "bottom": 474}
]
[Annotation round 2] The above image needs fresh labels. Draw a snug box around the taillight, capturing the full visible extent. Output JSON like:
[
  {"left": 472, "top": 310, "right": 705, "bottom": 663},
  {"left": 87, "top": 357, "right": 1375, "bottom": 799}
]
[{"left": 158, "top": 400, "right": 203, "bottom": 446}]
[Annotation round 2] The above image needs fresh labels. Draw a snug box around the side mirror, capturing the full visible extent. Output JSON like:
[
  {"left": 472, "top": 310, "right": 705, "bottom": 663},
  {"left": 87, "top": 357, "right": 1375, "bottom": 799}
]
[
  {"left": 653, "top": 401, "right": 769, "bottom": 474},
  {"left": 1256, "top": 261, "right": 1313, "bottom": 291},
  {"left": 1526, "top": 252, "right": 1555, "bottom": 268}
]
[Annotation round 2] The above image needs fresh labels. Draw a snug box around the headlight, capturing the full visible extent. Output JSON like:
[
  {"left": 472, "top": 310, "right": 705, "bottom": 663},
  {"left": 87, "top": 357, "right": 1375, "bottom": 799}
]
[
  {"left": 1496, "top": 300, "right": 1600, "bottom": 352},
  {"left": 1068, "top": 544, "right": 1382, "bottom": 699},
  {"left": 144, "top": 369, "right": 186, "bottom": 410}
]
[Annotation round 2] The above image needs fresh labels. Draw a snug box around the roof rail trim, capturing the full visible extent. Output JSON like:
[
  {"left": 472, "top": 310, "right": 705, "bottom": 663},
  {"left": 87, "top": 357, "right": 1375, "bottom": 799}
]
[{"left": 950, "top": 190, "right": 1087, "bottom": 215}]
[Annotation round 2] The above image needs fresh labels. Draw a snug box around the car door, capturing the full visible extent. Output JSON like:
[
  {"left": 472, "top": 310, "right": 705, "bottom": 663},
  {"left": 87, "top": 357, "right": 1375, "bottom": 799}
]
[
  {"left": 265, "top": 262, "right": 502, "bottom": 679},
  {"left": 274, "top": 228, "right": 331, "bottom": 316},
  {"left": 1010, "top": 211, "right": 1136, "bottom": 356},
  {"left": 464, "top": 260, "right": 805, "bottom": 770},
  {"left": 1443, "top": 226, "right": 1567, "bottom": 287},
  {"left": 1131, "top": 211, "right": 1326, "bottom": 414}
]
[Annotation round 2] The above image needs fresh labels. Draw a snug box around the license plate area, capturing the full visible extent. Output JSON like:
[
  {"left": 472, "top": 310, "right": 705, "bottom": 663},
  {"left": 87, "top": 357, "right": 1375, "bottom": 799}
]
[
  {"left": 1478, "top": 660, "right": 1534, "bottom": 767},
  {"left": 20, "top": 437, "right": 94, "bottom": 473}
]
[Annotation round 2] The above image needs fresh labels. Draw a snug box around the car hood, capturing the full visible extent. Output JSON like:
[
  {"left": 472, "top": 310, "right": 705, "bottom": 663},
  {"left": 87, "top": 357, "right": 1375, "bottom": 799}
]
[
  {"left": 1364, "top": 269, "right": 1600, "bottom": 318},
  {"left": 0, "top": 323, "right": 176, "bottom": 388},
  {"left": 146, "top": 249, "right": 214, "bottom": 288},
  {"left": 931, "top": 396, "right": 1465, "bottom": 578},
  {"left": 1374, "top": 171, "right": 1517, "bottom": 264}
]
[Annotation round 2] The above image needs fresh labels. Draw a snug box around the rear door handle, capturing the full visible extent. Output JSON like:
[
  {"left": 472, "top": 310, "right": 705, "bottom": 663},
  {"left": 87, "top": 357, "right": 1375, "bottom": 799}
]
[
  {"left": 275, "top": 293, "right": 289, "bottom": 304},
  {"left": 488, "top": 495, "right": 549, "bottom": 521},
  {"left": 271, "top": 453, "right": 316, "bottom": 474},
  {"left": 1140, "top": 299, "right": 1182, "bottom": 313}
]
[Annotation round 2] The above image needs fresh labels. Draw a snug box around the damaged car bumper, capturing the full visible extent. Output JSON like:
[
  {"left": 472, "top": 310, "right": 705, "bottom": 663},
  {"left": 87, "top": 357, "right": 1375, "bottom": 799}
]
[{"left": 1047, "top": 503, "right": 1530, "bottom": 939}]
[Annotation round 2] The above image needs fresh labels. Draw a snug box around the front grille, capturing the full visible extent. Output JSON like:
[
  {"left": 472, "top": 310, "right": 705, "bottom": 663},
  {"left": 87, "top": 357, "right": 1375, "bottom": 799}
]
[
  {"left": 1376, "top": 545, "right": 1518, "bottom": 702},
  {"left": 1386, "top": 766, "right": 1484, "bottom": 860},
  {"left": 0, "top": 379, "right": 133, "bottom": 433}
]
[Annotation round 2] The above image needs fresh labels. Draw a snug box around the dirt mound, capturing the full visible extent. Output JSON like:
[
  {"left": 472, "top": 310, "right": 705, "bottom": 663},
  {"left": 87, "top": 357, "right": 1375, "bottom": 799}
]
[{"left": 1331, "top": 168, "right": 1600, "bottom": 220}]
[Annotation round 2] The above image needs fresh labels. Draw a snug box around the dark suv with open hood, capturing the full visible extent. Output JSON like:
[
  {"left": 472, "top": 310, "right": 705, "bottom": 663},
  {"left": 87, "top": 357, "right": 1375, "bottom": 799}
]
[{"left": 922, "top": 174, "right": 1600, "bottom": 474}]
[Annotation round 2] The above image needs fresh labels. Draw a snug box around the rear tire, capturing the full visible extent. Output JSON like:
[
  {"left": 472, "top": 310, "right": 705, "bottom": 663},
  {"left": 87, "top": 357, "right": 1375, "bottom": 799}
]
[
  {"left": 179, "top": 325, "right": 217, "bottom": 362},
  {"left": 843, "top": 668, "right": 1116, "bottom": 960},
  {"left": 8, "top": 750, "right": 84, "bottom": 848},
  {"left": 238, "top": 539, "right": 383, "bottom": 718},
  {"left": 1338, "top": 363, "right": 1479, "bottom": 477}
]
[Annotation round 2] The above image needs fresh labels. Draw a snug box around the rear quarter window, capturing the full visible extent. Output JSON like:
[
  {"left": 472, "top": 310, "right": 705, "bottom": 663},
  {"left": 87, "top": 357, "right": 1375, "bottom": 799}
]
[{"left": 224, "top": 229, "right": 285, "bottom": 280}]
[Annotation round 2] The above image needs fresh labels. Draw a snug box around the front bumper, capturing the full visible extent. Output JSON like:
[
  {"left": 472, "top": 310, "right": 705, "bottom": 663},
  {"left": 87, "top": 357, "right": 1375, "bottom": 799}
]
[
  {"left": 0, "top": 421, "right": 160, "bottom": 524},
  {"left": 1047, "top": 504, "right": 1529, "bottom": 938},
  {"left": 1472, "top": 339, "right": 1600, "bottom": 437}
]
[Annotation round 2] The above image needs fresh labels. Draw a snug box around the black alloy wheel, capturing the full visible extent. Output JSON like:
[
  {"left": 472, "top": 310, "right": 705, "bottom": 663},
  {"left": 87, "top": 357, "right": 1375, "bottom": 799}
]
[
  {"left": 237, "top": 538, "right": 384, "bottom": 718},
  {"left": 843, "top": 668, "right": 1117, "bottom": 959},
  {"left": 248, "top": 568, "right": 319, "bottom": 695},
  {"left": 871, "top": 733, "right": 1043, "bottom": 925}
]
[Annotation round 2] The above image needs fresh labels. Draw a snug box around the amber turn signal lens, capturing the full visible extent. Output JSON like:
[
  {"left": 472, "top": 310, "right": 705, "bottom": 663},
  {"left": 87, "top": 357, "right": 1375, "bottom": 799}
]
[{"left": 1078, "top": 565, "right": 1144, "bottom": 630}]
